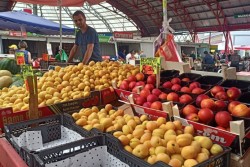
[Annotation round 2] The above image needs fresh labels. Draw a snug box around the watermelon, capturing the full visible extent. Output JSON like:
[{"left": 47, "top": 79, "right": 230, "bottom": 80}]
[
  {"left": 0, "top": 58, "right": 21, "bottom": 75},
  {"left": 9, "top": 79, "right": 24, "bottom": 87}
]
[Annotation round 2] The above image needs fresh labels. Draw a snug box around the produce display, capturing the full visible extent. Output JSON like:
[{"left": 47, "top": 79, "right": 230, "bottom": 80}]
[
  {"left": 0, "top": 61, "right": 139, "bottom": 112},
  {"left": 0, "top": 58, "right": 21, "bottom": 75}
]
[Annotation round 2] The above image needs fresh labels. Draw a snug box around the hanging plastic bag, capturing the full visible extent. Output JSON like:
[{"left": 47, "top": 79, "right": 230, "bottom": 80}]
[{"left": 155, "top": 34, "right": 182, "bottom": 62}]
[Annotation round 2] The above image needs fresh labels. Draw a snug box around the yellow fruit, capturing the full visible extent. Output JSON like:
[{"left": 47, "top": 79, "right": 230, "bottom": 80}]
[
  {"left": 196, "top": 153, "right": 209, "bottom": 163},
  {"left": 118, "top": 135, "right": 130, "bottom": 146},
  {"left": 156, "top": 153, "right": 170, "bottom": 164},
  {"left": 210, "top": 144, "right": 223, "bottom": 155},
  {"left": 72, "top": 113, "right": 81, "bottom": 120},
  {"left": 76, "top": 118, "right": 87, "bottom": 126},
  {"left": 168, "top": 158, "right": 182, "bottom": 167},
  {"left": 100, "top": 118, "right": 113, "bottom": 129},
  {"left": 184, "top": 159, "right": 198, "bottom": 167},
  {"left": 113, "top": 131, "right": 124, "bottom": 138},
  {"left": 181, "top": 146, "right": 198, "bottom": 159},
  {"left": 167, "top": 140, "right": 181, "bottom": 154}
]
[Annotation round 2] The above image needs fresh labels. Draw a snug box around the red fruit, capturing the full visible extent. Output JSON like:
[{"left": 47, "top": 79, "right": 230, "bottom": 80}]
[
  {"left": 147, "top": 75, "right": 156, "bottom": 85},
  {"left": 171, "top": 78, "right": 181, "bottom": 85},
  {"left": 198, "top": 108, "right": 214, "bottom": 124},
  {"left": 179, "top": 94, "right": 193, "bottom": 104},
  {"left": 127, "top": 75, "right": 137, "bottom": 82},
  {"left": 186, "top": 113, "right": 199, "bottom": 122},
  {"left": 228, "top": 101, "right": 241, "bottom": 113},
  {"left": 140, "top": 89, "right": 151, "bottom": 98},
  {"left": 171, "top": 84, "right": 182, "bottom": 91},
  {"left": 119, "top": 83, "right": 129, "bottom": 90},
  {"left": 196, "top": 94, "right": 210, "bottom": 107},
  {"left": 232, "top": 104, "right": 250, "bottom": 117},
  {"left": 144, "top": 84, "right": 154, "bottom": 91},
  {"left": 191, "top": 88, "right": 205, "bottom": 94},
  {"left": 143, "top": 102, "right": 152, "bottom": 108},
  {"left": 180, "top": 86, "right": 192, "bottom": 93},
  {"left": 132, "top": 87, "right": 138, "bottom": 93},
  {"left": 215, "top": 91, "right": 228, "bottom": 100},
  {"left": 200, "top": 99, "right": 216, "bottom": 110},
  {"left": 147, "top": 94, "right": 159, "bottom": 103},
  {"left": 182, "top": 77, "right": 190, "bottom": 82},
  {"left": 135, "top": 81, "right": 145, "bottom": 87},
  {"left": 152, "top": 88, "right": 162, "bottom": 96},
  {"left": 128, "top": 81, "right": 136, "bottom": 91},
  {"left": 159, "top": 93, "right": 168, "bottom": 101},
  {"left": 189, "top": 82, "right": 201, "bottom": 90},
  {"left": 162, "top": 81, "right": 173, "bottom": 89},
  {"left": 167, "top": 92, "right": 179, "bottom": 102},
  {"left": 182, "top": 104, "right": 198, "bottom": 116},
  {"left": 135, "top": 73, "right": 145, "bottom": 81},
  {"left": 215, "top": 100, "right": 227, "bottom": 111},
  {"left": 211, "top": 86, "right": 225, "bottom": 97},
  {"left": 134, "top": 96, "right": 146, "bottom": 106},
  {"left": 151, "top": 101, "right": 162, "bottom": 110},
  {"left": 215, "top": 111, "right": 232, "bottom": 128},
  {"left": 227, "top": 87, "right": 241, "bottom": 100}
]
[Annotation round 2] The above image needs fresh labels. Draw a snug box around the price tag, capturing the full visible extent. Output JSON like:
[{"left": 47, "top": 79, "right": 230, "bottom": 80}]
[
  {"left": 15, "top": 52, "right": 25, "bottom": 65},
  {"left": 140, "top": 57, "right": 161, "bottom": 74}
]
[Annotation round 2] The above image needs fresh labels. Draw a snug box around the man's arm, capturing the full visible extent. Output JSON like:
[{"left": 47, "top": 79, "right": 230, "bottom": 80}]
[
  {"left": 68, "top": 44, "right": 78, "bottom": 62},
  {"left": 82, "top": 43, "right": 94, "bottom": 64}
]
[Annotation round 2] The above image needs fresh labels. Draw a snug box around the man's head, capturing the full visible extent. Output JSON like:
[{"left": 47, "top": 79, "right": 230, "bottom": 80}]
[
  {"left": 204, "top": 51, "right": 208, "bottom": 54},
  {"left": 8, "top": 44, "right": 17, "bottom": 54},
  {"left": 18, "top": 41, "right": 28, "bottom": 49},
  {"left": 73, "top": 10, "right": 86, "bottom": 29}
]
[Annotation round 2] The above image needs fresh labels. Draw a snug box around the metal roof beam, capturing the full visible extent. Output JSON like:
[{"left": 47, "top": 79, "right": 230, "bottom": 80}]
[{"left": 195, "top": 23, "right": 250, "bottom": 32}]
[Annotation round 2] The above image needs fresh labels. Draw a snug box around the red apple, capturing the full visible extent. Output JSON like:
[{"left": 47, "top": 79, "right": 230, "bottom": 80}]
[
  {"left": 167, "top": 92, "right": 179, "bottom": 102},
  {"left": 232, "top": 104, "right": 250, "bottom": 117},
  {"left": 171, "top": 77, "right": 181, "bottom": 85},
  {"left": 186, "top": 113, "right": 199, "bottom": 122},
  {"left": 143, "top": 102, "right": 152, "bottom": 108},
  {"left": 147, "top": 75, "right": 156, "bottom": 85},
  {"left": 151, "top": 101, "right": 162, "bottom": 110},
  {"left": 171, "top": 84, "right": 181, "bottom": 91},
  {"left": 128, "top": 81, "right": 136, "bottom": 90},
  {"left": 135, "top": 73, "right": 145, "bottom": 81},
  {"left": 127, "top": 75, "right": 137, "bottom": 82},
  {"left": 182, "top": 77, "right": 191, "bottom": 82},
  {"left": 135, "top": 81, "right": 145, "bottom": 87},
  {"left": 132, "top": 87, "right": 138, "bottom": 93},
  {"left": 162, "top": 81, "right": 173, "bottom": 89},
  {"left": 179, "top": 94, "right": 193, "bottom": 104},
  {"left": 227, "top": 87, "right": 241, "bottom": 100},
  {"left": 198, "top": 108, "right": 214, "bottom": 124},
  {"left": 159, "top": 93, "right": 168, "bottom": 101},
  {"left": 211, "top": 86, "right": 225, "bottom": 96},
  {"left": 119, "top": 82, "right": 129, "bottom": 90},
  {"left": 144, "top": 84, "right": 154, "bottom": 91},
  {"left": 215, "top": 111, "right": 232, "bottom": 128},
  {"left": 152, "top": 88, "right": 162, "bottom": 96},
  {"left": 189, "top": 82, "right": 201, "bottom": 90},
  {"left": 140, "top": 89, "right": 151, "bottom": 99},
  {"left": 147, "top": 94, "right": 159, "bottom": 103},
  {"left": 182, "top": 104, "right": 198, "bottom": 116},
  {"left": 191, "top": 88, "right": 205, "bottom": 94},
  {"left": 200, "top": 99, "right": 216, "bottom": 110},
  {"left": 196, "top": 94, "right": 210, "bottom": 107},
  {"left": 215, "top": 100, "right": 227, "bottom": 111},
  {"left": 215, "top": 91, "right": 228, "bottom": 101},
  {"left": 228, "top": 101, "right": 241, "bottom": 113},
  {"left": 134, "top": 96, "right": 146, "bottom": 106},
  {"left": 180, "top": 86, "right": 192, "bottom": 93}
]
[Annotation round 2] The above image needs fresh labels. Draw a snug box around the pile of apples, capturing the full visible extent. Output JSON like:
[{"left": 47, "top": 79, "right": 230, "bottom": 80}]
[
  {"left": 210, "top": 85, "right": 242, "bottom": 101},
  {"left": 114, "top": 116, "right": 224, "bottom": 167},
  {"left": 162, "top": 77, "right": 205, "bottom": 95}
]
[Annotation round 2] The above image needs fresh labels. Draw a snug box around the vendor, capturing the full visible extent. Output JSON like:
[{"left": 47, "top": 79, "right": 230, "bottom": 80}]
[{"left": 8, "top": 44, "right": 18, "bottom": 54}]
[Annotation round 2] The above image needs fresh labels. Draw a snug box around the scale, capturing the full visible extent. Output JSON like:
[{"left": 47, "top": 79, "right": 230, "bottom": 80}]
[{"left": 0, "top": 54, "right": 15, "bottom": 60}]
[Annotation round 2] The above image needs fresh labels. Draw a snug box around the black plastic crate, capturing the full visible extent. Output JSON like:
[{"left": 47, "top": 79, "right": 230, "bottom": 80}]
[
  {"left": 195, "top": 76, "right": 224, "bottom": 86},
  {"left": 178, "top": 73, "right": 202, "bottom": 82},
  {"left": 32, "top": 135, "right": 105, "bottom": 167},
  {"left": 238, "top": 92, "right": 250, "bottom": 104},
  {"left": 4, "top": 114, "right": 96, "bottom": 167},
  {"left": 220, "top": 79, "right": 250, "bottom": 92},
  {"left": 160, "top": 70, "right": 179, "bottom": 78}
]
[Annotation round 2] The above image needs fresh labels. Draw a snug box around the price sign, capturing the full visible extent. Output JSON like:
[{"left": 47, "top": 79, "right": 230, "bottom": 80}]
[
  {"left": 15, "top": 52, "right": 25, "bottom": 65},
  {"left": 140, "top": 57, "right": 161, "bottom": 74}
]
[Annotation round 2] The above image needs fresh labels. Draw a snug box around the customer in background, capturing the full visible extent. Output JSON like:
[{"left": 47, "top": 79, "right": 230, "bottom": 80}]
[
  {"left": 15, "top": 41, "right": 32, "bottom": 65},
  {"left": 202, "top": 51, "right": 215, "bottom": 71},
  {"left": 126, "top": 50, "right": 136, "bottom": 63},
  {"left": 68, "top": 10, "right": 101, "bottom": 64},
  {"left": 8, "top": 44, "right": 18, "bottom": 54},
  {"left": 118, "top": 49, "right": 126, "bottom": 61},
  {"left": 190, "top": 50, "right": 196, "bottom": 61},
  {"left": 230, "top": 50, "right": 241, "bottom": 71}
]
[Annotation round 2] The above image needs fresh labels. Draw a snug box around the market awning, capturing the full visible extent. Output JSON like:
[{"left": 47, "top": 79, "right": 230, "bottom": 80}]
[
  {"left": 234, "top": 46, "right": 250, "bottom": 50},
  {"left": 0, "top": 10, "right": 74, "bottom": 35}
]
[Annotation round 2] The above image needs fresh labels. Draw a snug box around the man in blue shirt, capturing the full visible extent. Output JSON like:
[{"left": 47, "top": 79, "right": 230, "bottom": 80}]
[
  {"left": 68, "top": 10, "right": 101, "bottom": 64},
  {"left": 203, "top": 51, "right": 214, "bottom": 64}
]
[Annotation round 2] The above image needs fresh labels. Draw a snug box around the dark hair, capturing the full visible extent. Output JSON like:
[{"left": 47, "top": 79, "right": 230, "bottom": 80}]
[
  {"left": 73, "top": 10, "right": 86, "bottom": 19},
  {"left": 18, "top": 41, "right": 28, "bottom": 49},
  {"left": 204, "top": 51, "right": 208, "bottom": 54}
]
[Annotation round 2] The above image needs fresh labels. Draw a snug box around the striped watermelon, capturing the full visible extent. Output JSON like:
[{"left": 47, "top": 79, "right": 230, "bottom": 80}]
[{"left": 0, "top": 58, "right": 21, "bottom": 74}]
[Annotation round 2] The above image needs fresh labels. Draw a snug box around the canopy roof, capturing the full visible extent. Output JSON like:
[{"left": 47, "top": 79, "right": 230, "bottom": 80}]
[
  {"left": 0, "top": 10, "right": 74, "bottom": 35},
  {"left": 0, "top": 0, "right": 250, "bottom": 37}
]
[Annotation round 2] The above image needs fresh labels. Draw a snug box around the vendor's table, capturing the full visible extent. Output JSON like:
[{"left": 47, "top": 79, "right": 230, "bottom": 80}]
[{"left": 0, "top": 138, "right": 28, "bottom": 167}]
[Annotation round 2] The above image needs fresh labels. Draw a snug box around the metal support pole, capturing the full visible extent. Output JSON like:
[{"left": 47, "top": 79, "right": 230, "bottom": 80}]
[
  {"left": 162, "top": 0, "right": 168, "bottom": 33},
  {"left": 59, "top": 0, "right": 62, "bottom": 51},
  {"left": 224, "top": 31, "right": 229, "bottom": 54}
]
